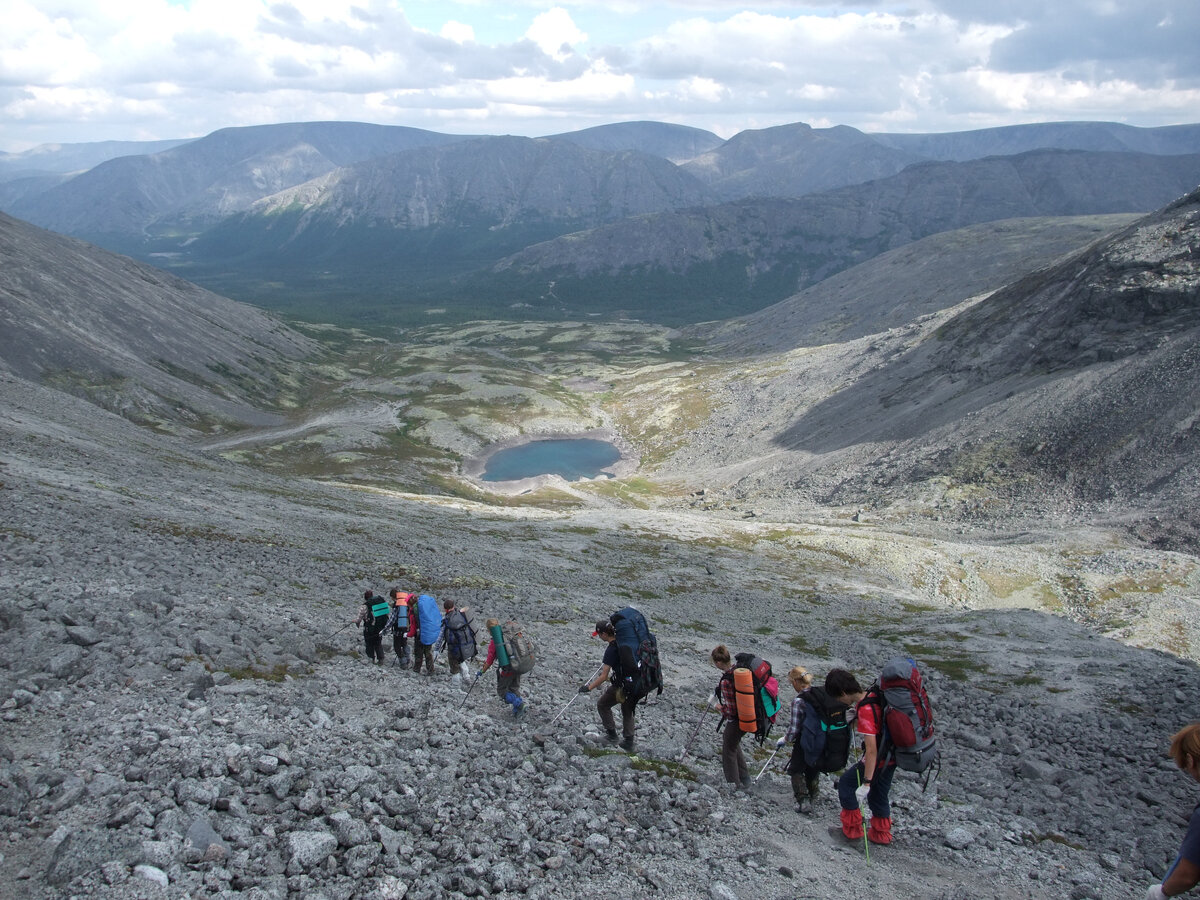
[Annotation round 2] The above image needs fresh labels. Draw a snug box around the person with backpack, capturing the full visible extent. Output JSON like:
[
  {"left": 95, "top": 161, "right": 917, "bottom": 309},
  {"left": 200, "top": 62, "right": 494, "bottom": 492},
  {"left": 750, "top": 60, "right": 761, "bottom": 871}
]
[
  {"left": 579, "top": 620, "right": 637, "bottom": 751},
  {"left": 354, "top": 590, "right": 389, "bottom": 664},
  {"left": 776, "top": 666, "right": 817, "bottom": 809},
  {"left": 477, "top": 617, "right": 527, "bottom": 718},
  {"left": 386, "top": 589, "right": 412, "bottom": 668},
  {"left": 409, "top": 593, "right": 443, "bottom": 676},
  {"left": 439, "top": 598, "right": 477, "bottom": 677},
  {"left": 833, "top": 669, "right": 895, "bottom": 845},
  {"left": 710, "top": 645, "right": 753, "bottom": 790},
  {"left": 1147, "top": 722, "right": 1200, "bottom": 899},
  {"left": 777, "top": 667, "right": 857, "bottom": 813}
]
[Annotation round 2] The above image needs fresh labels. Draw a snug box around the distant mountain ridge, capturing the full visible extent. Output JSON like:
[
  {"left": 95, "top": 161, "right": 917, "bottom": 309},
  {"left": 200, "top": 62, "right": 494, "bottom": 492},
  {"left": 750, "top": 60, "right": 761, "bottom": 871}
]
[
  {"left": 482, "top": 149, "right": 1200, "bottom": 323},
  {"left": 3, "top": 117, "right": 1200, "bottom": 326}
]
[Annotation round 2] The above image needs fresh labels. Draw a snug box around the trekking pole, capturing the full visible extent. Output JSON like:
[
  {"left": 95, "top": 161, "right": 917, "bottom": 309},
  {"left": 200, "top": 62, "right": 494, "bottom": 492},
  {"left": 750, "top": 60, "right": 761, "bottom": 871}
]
[
  {"left": 678, "top": 705, "right": 711, "bottom": 761},
  {"left": 458, "top": 671, "right": 481, "bottom": 710},
  {"left": 754, "top": 746, "right": 780, "bottom": 782},
  {"left": 850, "top": 740, "right": 870, "bottom": 864},
  {"left": 551, "top": 664, "right": 603, "bottom": 725},
  {"left": 327, "top": 621, "right": 353, "bottom": 640}
]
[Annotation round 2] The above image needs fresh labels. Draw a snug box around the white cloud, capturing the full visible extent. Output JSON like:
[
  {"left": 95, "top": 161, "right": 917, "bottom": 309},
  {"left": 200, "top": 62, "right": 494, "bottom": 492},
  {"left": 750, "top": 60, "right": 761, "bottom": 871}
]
[
  {"left": 440, "top": 21, "right": 476, "bottom": 44},
  {"left": 524, "top": 7, "right": 587, "bottom": 61},
  {"left": 0, "top": 0, "right": 1196, "bottom": 150}
]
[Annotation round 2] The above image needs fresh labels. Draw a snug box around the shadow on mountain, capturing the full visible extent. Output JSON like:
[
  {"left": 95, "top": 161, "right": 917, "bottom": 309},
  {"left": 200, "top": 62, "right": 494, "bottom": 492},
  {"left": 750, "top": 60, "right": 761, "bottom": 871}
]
[{"left": 772, "top": 188, "right": 1200, "bottom": 504}]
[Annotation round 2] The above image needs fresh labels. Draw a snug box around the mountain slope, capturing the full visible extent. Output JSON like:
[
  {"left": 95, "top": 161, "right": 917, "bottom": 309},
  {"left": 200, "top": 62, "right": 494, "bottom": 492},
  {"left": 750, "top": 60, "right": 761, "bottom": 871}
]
[
  {"left": 699, "top": 214, "right": 1138, "bottom": 352},
  {"left": 4, "top": 121, "right": 471, "bottom": 241},
  {"left": 548, "top": 120, "right": 723, "bottom": 162},
  {"left": 484, "top": 149, "right": 1200, "bottom": 323},
  {"left": 681, "top": 122, "right": 924, "bottom": 199},
  {"left": 873, "top": 120, "right": 1200, "bottom": 161},
  {"left": 0, "top": 211, "right": 315, "bottom": 432},
  {"left": 0, "top": 137, "right": 194, "bottom": 182},
  {"left": 662, "top": 188, "right": 1200, "bottom": 546}
]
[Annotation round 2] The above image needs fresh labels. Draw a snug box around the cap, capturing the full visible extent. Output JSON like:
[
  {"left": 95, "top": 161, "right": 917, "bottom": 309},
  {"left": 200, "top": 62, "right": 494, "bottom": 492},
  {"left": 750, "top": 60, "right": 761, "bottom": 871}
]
[{"left": 593, "top": 619, "right": 612, "bottom": 637}]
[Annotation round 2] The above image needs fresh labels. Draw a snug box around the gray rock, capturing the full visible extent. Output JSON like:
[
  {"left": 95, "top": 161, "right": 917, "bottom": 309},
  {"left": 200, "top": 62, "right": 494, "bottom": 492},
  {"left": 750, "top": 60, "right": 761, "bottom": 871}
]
[
  {"left": 65, "top": 624, "right": 103, "bottom": 646},
  {"left": 945, "top": 827, "right": 975, "bottom": 850},
  {"left": 133, "top": 863, "right": 169, "bottom": 887},
  {"left": 285, "top": 830, "right": 337, "bottom": 872},
  {"left": 184, "top": 816, "right": 228, "bottom": 863},
  {"left": 45, "top": 827, "right": 141, "bottom": 887}
]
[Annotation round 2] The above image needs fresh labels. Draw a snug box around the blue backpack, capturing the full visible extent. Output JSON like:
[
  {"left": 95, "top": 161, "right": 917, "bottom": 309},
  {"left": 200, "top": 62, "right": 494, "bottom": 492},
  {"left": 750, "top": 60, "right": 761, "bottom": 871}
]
[
  {"left": 799, "top": 686, "right": 852, "bottom": 772},
  {"left": 415, "top": 594, "right": 442, "bottom": 647},
  {"left": 610, "top": 606, "right": 663, "bottom": 704}
]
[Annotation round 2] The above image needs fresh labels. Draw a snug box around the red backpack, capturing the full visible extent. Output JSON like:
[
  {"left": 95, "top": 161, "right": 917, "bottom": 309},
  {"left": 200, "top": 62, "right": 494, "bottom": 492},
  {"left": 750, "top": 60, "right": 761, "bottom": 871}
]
[{"left": 870, "top": 656, "right": 937, "bottom": 774}]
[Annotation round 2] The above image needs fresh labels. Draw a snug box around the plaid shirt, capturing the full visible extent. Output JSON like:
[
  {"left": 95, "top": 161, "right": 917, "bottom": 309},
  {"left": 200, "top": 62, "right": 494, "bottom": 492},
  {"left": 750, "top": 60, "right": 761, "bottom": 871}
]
[{"left": 717, "top": 671, "right": 738, "bottom": 719}]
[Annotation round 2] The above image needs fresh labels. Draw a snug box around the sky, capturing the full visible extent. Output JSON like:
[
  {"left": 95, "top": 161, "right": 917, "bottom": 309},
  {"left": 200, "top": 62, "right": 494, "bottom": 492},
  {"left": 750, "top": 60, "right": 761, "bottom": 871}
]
[{"left": 2, "top": 0, "right": 1199, "bottom": 152}]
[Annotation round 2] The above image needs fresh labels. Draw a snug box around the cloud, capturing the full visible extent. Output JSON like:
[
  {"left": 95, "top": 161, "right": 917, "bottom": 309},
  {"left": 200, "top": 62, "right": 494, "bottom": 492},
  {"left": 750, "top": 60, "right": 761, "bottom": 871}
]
[
  {"left": 0, "top": 0, "right": 1196, "bottom": 151},
  {"left": 525, "top": 7, "right": 587, "bottom": 61}
]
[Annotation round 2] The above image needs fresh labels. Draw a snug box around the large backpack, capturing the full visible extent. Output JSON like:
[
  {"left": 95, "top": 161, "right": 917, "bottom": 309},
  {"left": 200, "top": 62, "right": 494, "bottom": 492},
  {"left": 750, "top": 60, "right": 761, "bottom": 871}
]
[
  {"left": 732, "top": 652, "right": 781, "bottom": 745},
  {"left": 366, "top": 594, "right": 390, "bottom": 635},
  {"left": 870, "top": 656, "right": 937, "bottom": 773},
  {"left": 388, "top": 597, "right": 410, "bottom": 633},
  {"left": 610, "top": 606, "right": 663, "bottom": 704},
  {"left": 501, "top": 621, "right": 537, "bottom": 675},
  {"left": 415, "top": 594, "right": 442, "bottom": 647},
  {"left": 443, "top": 609, "right": 477, "bottom": 660},
  {"left": 799, "top": 686, "right": 852, "bottom": 772}
]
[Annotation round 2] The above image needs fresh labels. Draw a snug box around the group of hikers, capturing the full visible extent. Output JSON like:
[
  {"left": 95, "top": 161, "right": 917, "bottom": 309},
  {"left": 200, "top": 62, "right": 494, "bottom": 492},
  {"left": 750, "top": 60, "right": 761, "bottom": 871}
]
[
  {"left": 351, "top": 590, "right": 935, "bottom": 845},
  {"left": 354, "top": 589, "right": 533, "bottom": 716},
  {"left": 351, "top": 590, "right": 1200, "bottom": 887}
]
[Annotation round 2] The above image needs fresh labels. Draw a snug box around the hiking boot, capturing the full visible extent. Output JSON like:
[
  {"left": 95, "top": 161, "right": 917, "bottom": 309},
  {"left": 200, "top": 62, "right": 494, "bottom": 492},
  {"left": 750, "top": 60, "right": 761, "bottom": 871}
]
[
  {"left": 839, "top": 808, "right": 864, "bottom": 840},
  {"left": 513, "top": 699, "right": 527, "bottom": 718},
  {"left": 867, "top": 817, "right": 893, "bottom": 845},
  {"left": 795, "top": 797, "right": 811, "bottom": 814},
  {"left": 619, "top": 736, "right": 635, "bottom": 752},
  {"left": 605, "top": 728, "right": 619, "bottom": 743}
]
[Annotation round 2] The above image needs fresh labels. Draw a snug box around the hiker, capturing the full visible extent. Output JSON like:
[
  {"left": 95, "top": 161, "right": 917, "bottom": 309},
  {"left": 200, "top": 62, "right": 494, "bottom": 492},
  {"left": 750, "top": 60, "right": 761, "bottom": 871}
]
[
  {"left": 776, "top": 666, "right": 819, "bottom": 810},
  {"left": 409, "top": 593, "right": 443, "bottom": 676},
  {"left": 386, "top": 589, "right": 412, "bottom": 668},
  {"left": 833, "top": 670, "right": 897, "bottom": 845},
  {"left": 710, "top": 644, "right": 752, "bottom": 789},
  {"left": 1147, "top": 722, "right": 1200, "bottom": 899},
  {"left": 579, "top": 620, "right": 637, "bottom": 751},
  {"left": 477, "top": 617, "right": 527, "bottom": 718},
  {"left": 354, "top": 590, "right": 389, "bottom": 664},
  {"left": 440, "top": 598, "right": 477, "bottom": 677}
]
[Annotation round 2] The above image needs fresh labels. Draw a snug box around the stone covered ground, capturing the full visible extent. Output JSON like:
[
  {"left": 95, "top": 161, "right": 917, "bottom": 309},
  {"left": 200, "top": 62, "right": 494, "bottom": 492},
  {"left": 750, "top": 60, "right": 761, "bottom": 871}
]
[{"left": 1, "top": 372, "right": 1198, "bottom": 900}]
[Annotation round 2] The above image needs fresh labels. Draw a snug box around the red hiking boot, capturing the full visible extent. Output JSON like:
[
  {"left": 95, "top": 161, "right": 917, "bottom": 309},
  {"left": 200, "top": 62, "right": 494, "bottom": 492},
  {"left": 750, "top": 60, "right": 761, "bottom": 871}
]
[
  {"left": 840, "top": 807, "right": 864, "bottom": 840},
  {"left": 868, "top": 816, "right": 893, "bottom": 844}
]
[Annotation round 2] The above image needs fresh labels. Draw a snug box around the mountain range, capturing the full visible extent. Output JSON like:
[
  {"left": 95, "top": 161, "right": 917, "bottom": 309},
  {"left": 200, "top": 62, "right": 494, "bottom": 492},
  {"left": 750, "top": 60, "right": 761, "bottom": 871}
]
[{"left": 2, "top": 118, "right": 1199, "bottom": 326}]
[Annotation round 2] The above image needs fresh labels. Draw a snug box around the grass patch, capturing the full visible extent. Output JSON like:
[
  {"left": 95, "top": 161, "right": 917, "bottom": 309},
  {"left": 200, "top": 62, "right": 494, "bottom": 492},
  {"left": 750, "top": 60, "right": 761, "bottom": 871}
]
[
  {"left": 630, "top": 756, "right": 698, "bottom": 781},
  {"left": 786, "top": 635, "right": 830, "bottom": 656},
  {"left": 226, "top": 662, "right": 301, "bottom": 682}
]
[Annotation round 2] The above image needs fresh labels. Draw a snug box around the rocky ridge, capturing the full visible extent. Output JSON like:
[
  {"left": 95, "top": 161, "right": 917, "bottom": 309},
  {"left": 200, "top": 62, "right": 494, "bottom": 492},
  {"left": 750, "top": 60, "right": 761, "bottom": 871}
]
[{"left": 1, "top": 365, "right": 1197, "bottom": 900}]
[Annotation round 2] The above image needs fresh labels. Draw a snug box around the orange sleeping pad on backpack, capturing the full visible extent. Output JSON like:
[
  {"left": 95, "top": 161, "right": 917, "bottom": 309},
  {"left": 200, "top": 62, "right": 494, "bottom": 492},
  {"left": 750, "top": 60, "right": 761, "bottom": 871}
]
[{"left": 734, "top": 667, "right": 757, "bottom": 733}]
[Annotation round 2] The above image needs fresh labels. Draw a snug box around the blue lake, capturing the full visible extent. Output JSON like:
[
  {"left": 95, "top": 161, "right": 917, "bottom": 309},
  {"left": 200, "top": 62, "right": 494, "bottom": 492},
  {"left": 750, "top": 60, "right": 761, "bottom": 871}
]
[{"left": 481, "top": 438, "right": 622, "bottom": 483}]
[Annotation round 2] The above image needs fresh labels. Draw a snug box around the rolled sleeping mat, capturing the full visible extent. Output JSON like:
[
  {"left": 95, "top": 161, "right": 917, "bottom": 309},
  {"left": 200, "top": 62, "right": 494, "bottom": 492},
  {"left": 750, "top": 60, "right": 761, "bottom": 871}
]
[
  {"left": 489, "top": 623, "right": 510, "bottom": 666},
  {"left": 734, "top": 667, "right": 757, "bottom": 733}
]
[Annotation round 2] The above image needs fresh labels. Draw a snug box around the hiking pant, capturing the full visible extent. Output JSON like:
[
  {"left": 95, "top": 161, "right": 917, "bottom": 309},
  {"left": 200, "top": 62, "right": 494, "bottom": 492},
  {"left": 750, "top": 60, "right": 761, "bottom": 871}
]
[
  {"left": 392, "top": 632, "right": 408, "bottom": 665},
  {"left": 597, "top": 685, "right": 636, "bottom": 740},
  {"left": 411, "top": 643, "right": 435, "bottom": 674},
  {"left": 786, "top": 745, "right": 820, "bottom": 801},
  {"left": 837, "top": 760, "right": 896, "bottom": 819},
  {"left": 496, "top": 670, "right": 521, "bottom": 700},
  {"left": 364, "top": 630, "right": 384, "bottom": 663},
  {"left": 720, "top": 719, "right": 749, "bottom": 785},
  {"left": 447, "top": 651, "right": 464, "bottom": 675}
]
